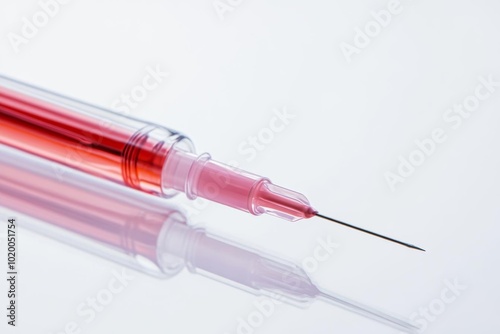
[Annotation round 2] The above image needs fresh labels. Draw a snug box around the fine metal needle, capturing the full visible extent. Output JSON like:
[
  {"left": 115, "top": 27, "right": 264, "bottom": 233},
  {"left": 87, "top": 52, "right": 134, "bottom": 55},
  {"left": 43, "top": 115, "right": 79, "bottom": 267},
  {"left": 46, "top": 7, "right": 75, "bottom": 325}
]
[{"left": 314, "top": 212, "right": 425, "bottom": 251}]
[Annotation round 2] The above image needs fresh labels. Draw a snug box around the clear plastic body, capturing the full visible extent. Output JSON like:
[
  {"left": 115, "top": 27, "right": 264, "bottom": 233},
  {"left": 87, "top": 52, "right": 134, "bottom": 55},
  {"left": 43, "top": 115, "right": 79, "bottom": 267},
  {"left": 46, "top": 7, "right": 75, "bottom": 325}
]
[
  {"left": 0, "top": 75, "right": 315, "bottom": 221},
  {"left": 0, "top": 145, "right": 418, "bottom": 333},
  {"left": 0, "top": 75, "right": 194, "bottom": 196}
]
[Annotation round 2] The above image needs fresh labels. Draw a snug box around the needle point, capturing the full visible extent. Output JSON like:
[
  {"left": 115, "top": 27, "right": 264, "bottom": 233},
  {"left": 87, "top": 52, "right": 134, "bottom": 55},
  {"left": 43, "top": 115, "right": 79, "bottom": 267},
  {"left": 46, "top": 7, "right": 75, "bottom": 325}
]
[
  {"left": 314, "top": 212, "right": 424, "bottom": 252},
  {"left": 408, "top": 245, "right": 426, "bottom": 252}
]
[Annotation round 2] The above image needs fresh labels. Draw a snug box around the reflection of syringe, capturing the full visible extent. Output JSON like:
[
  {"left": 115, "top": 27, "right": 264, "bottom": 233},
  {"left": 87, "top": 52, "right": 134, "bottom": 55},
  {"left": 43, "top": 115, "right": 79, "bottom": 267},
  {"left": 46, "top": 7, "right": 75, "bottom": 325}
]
[
  {"left": 0, "top": 145, "right": 418, "bottom": 333},
  {"left": 0, "top": 75, "right": 422, "bottom": 250}
]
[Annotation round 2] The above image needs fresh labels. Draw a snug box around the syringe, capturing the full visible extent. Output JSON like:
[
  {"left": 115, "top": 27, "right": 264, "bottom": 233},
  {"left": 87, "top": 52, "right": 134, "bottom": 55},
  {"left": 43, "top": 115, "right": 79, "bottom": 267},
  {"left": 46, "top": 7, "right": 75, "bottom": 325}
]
[
  {"left": 0, "top": 144, "right": 419, "bottom": 333},
  {"left": 0, "top": 74, "right": 422, "bottom": 250}
]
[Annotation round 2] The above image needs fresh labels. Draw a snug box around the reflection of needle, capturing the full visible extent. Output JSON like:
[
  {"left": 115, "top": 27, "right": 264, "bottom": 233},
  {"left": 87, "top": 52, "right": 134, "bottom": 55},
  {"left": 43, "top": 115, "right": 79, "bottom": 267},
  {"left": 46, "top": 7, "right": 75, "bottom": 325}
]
[
  {"left": 314, "top": 212, "right": 425, "bottom": 251},
  {"left": 318, "top": 290, "right": 420, "bottom": 333}
]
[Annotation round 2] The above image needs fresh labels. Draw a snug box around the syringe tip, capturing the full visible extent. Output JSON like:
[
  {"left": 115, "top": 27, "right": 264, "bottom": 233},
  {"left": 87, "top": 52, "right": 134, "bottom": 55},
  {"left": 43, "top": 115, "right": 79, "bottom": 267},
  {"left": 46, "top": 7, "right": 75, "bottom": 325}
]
[{"left": 314, "top": 212, "right": 424, "bottom": 251}]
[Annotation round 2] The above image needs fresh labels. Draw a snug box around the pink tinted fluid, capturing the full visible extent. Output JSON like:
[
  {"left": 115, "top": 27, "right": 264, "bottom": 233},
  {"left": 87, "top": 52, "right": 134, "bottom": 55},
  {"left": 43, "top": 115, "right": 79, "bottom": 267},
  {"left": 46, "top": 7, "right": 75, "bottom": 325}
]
[
  {"left": 254, "top": 183, "right": 317, "bottom": 219},
  {"left": 191, "top": 159, "right": 315, "bottom": 220}
]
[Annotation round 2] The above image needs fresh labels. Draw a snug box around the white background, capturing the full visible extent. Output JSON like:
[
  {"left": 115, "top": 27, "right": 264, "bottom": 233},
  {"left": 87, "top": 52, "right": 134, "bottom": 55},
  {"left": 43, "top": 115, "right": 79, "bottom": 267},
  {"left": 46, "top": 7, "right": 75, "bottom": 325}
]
[{"left": 1, "top": 1, "right": 499, "bottom": 333}]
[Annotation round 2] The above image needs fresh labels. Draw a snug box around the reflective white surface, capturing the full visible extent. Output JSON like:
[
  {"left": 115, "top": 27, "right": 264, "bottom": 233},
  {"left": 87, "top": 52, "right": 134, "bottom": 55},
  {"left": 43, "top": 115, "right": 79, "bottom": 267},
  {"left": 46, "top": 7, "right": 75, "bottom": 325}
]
[{"left": 1, "top": 1, "right": 499, "bottom": 333}]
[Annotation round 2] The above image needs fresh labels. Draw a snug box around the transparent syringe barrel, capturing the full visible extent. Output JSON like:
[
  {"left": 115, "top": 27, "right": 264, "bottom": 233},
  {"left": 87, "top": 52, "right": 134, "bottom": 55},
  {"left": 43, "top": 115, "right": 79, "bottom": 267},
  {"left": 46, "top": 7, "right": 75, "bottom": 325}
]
[
  {"left": 0, "top": 75, "right": 315, "bottom": 221},
  {"left": 0, "top": 75, "right": 193, "bottom": 196}
]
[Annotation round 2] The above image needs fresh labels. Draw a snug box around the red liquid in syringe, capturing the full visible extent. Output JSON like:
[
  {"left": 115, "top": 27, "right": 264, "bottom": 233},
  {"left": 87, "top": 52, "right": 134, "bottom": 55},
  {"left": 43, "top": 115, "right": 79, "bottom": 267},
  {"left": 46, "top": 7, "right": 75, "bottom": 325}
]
[
  {"left": 0, "top": 82, "right": 317, "bottom": 220},
  {"left": 0, "top": 87, "right": 168, "bottom": 193}
]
